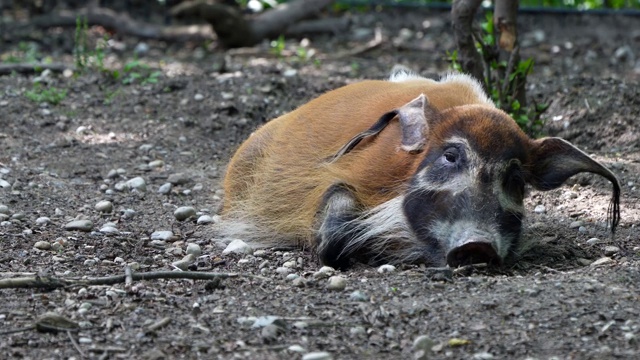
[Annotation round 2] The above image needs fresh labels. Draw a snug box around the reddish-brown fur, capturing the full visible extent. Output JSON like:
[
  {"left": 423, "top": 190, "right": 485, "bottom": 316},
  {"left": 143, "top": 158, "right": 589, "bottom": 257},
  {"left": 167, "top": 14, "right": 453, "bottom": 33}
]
[{"left": 222, "top": 76, "right": 499, "bottom": 245}]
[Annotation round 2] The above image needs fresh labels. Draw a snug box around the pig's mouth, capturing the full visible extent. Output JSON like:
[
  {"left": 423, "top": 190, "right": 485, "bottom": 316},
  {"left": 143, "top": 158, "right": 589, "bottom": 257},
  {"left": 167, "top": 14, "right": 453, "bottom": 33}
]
[{"left": 446, "top": 240, "right": 501, "bottom": 268}]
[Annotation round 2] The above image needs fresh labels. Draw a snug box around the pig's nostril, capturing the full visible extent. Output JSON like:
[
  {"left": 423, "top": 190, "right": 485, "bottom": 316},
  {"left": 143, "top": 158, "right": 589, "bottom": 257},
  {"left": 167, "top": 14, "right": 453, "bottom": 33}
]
[{"left": 446, "top": 241, "right": 500, "bottom": 268}]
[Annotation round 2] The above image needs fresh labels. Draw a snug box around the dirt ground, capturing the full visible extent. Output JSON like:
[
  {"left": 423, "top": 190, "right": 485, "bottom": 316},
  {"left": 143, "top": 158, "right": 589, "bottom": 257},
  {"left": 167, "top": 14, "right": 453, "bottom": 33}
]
[{"left": 1, "top": 9, "right": 639, "bottom": 360}]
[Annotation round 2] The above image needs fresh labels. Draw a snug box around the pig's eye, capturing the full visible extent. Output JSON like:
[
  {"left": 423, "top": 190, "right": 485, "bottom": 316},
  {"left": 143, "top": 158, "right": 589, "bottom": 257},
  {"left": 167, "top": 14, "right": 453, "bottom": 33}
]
[{"left": 442, "top": 148, "right": 459, "bottom": 164}]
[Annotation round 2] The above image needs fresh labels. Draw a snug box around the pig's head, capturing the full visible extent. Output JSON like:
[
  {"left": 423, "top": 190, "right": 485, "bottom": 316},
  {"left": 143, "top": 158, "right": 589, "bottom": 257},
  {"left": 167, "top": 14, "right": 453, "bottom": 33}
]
[{"left": 399, "top": 99, "right": 621, "bottom": 267}]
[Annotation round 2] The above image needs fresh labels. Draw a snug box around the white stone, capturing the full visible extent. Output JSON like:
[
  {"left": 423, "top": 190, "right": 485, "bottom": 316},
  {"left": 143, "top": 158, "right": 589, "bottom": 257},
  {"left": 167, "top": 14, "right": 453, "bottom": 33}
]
[
  {"left": 196, "top": 215, "right": 213, "bottom": 224},
  {"left": 534, "top": 205, "right": 546, "bottom": 214},
  {"left": 125, "top": 177, "right": 146, "bottom": 192},
  {"left": 222, "top": 239, "right": 253, "bottom": 255},
  {"left": 302, "top": 352, "right": 332, "bottom": 360},
  {"left": 35, "top": 217, "right": 51, "bottom": 225},
  {"left": 377, "top": 264, "right": 396, "bottom": 273},
  {"left": 327, "top": 276, "right": 347, "bottom": 291}
]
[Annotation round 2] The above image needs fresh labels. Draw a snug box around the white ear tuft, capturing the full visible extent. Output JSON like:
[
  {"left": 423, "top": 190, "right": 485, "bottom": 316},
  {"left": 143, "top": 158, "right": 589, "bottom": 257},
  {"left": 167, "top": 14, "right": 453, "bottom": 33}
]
[{"left": 388, "top": 65, "right": 426, "bottom": 83}]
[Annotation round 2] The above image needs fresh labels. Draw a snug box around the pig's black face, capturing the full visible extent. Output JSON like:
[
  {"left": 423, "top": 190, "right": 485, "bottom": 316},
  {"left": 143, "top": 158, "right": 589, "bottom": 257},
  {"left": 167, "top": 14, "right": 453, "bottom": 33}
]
[{"left": 403, "top": 136, "right": 527, "bottom": 267}]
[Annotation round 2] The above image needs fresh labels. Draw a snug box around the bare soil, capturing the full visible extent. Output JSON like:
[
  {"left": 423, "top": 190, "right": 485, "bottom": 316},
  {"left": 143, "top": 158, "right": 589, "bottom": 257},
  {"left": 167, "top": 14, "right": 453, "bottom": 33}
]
[{"left": 1, "top": 9, "right": 639, "bottom": 360}]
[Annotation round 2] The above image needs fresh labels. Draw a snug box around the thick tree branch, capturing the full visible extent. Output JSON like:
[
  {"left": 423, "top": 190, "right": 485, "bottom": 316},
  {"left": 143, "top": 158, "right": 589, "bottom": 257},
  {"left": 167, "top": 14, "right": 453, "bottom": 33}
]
[
  {"left": 451, "top": 0, "right": 485, "bottom": 84},
  {"left": 1, "top": 7, "right": 213, "bottom": 44}
]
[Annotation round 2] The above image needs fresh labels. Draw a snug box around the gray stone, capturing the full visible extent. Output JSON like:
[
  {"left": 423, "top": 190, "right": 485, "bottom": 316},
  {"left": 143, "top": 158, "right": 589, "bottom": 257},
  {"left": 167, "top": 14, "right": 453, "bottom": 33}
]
[
  {"left": 64, "top": 219, "right": 93, "bottom": 232},
  {"left": 349, "top": 290, "right": 369, "bottom": 302},
  {"left": 569, "top": 220, "right": 584, "bottom": 229},
  {"left": 0, "top": 179, "right": 11, "bottom": 188},
  {"left": 172, "top": 254, "right": 195, "bottom": 270},
  {"left": 174, "top": 206, "right": 196, "bottom": 221},
  {"left": 534, "top": 205, "right": 546, "bottom": 214},
  {"left": 0, "top": 204, "right": 9, "bottom": 214},
  {"left": 95, "top": 200, "right": 113, "bottom": 213},
  {"left": 34, "top": 241, "right": 51, "bottom": 250},
  {"left": 327, "top": 276, "right": 347, "bottom": 291},
  {"left": 186, "top": 243, "right": 202, "bottom": 256},
  {"left": 157, "top": 182, "right": 172, "bottom": 194},
  {"left": 167, "top": 173, "right": 191, "bottom": 185},
  {"left": 151, "top": 230, "right": 174, "bottom": 241},
  {"left": 604, "top": 246, "right": 620, "bottom": 256}
]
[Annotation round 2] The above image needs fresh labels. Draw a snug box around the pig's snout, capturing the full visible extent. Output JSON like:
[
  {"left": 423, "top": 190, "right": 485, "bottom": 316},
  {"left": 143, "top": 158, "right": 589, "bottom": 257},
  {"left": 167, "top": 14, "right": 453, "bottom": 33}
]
[{"left": 446, "top": 238, "right": 500, "bottom": 267}]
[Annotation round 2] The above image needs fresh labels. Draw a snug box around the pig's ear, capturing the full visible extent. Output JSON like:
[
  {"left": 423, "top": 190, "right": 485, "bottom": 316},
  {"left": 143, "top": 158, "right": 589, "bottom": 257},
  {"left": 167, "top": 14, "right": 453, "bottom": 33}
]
[
  {"left": 330, "top": 94, "right": 435, "bottom": 161},
  {"left": 527, "top": 137, "right": 621, "bottom": 231},
  {"left": 397, "top": 94, "right": 430, "bottom": 153}
]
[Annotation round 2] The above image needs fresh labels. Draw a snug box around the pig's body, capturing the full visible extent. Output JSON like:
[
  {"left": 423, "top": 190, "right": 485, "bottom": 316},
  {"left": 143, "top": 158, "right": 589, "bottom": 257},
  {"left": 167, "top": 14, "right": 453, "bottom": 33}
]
[{"left": 220, "top": 68, "right": 620, "bottom": 269}]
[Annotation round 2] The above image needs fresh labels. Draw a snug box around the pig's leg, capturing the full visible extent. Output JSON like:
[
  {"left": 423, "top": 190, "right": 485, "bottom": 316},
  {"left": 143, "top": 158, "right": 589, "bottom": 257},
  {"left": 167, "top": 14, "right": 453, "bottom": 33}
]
[{"left": 316, "top": 184, "right": 367, "bottom": 270}]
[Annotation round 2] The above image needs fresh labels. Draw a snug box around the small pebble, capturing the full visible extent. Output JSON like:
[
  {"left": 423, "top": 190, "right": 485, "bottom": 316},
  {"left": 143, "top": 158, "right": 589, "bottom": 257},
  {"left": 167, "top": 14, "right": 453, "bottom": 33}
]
[
  {"left": 313, "top": 266, "right": 335, "bottom": 279},
  {"left": 327, "top": 276, "right": 347, "bottom": 291},
  {"left": 0, "top": 204, "right": 9, "bottom": 214},
  {"left": 167, "top": 173, "right": 191, "bottom": 185},
  {"left": 288, "top": 345, "right": 306, "bottom": 353},
  {"left": 174, "top": 206, "right": 196, "bottom": 221},
  {"left": 590, "top": 257, "right": 613, "bottom": 267},
  {"left": 157, "top": 183, "right": 172, "bottom": 194},
  {"left": 35, "top": 217, "right": 51, "bottom": 226},
  {"left": 64, "top": 219, "right": 93, "bottom": 232},
  {"left": 151, "top": 230, "right": 174, "bottom": 241},
  {"left": 194, "top": 94, "right": 204, "bottom": 101},
  {"left": 533, "top": 205, "right": 546, "bottom": 214},
  {"left": 0, "top": 179, "right": 10, "bottom": 188},
  {"left": 286, "top": 273, "right": 300, "bottom": 280},
  {"left": 377, "top": 264, "right": 396, "bottom": 273},
  {"left": 604, "top": 246, "right": 620, "bottom": 256},
  {"left": 186, "top": 243, "right": 202, "bottom": 256},
  {"left": 350, "top": 326, "right": 366, "bottom": 336},
  {"left": 302, "top": 352, "right": 332, "bottom": 360},
  {"left": 222, "top": 239, "right": 253, "bottom": 255},
  {"left": 275, "top": 267, "right": 292, "bottom": 276},
  {"left": 196, "top": 215, "right": 213, "bottom": 224},
  {"left": 413, "top": 335, "right": 435, "bottom": 360},
  {"left": 11, "top": 212, "right": 25, "bottom": 220},
  {"left": 95, "top": 200, "right": 113, "bottom": 213},
  {"left": 126, "top": 177, "right": 146, "bottom": 192},
  {"left": 349, "top": 290, "right": 369, "bottom": 302},
  {"left": 291, "top": 277, "right": 305, "bottom": 287},
  {"left": 34, "top": 241, "right": 51, "bottom": 250},
  {"left": 121, "top": 209, "right": 136, "bottom": 219},
  {"left": 148, "top": 160, "right": 164, "bottom": 168},
  {"left": 84, "top": 259, "right": 97, "bottom": 266},
  {"left": 100, "top": 225, "right": 119, "bottom": 234},
  {"left": 586, "top": 238, "right": 601, "bottom": 245},
  {"left": 569, "top": 220, "right": 584, "bottom": 229},
  {"left": 172, "top": 254, "right": 196, "bottom": 270}
]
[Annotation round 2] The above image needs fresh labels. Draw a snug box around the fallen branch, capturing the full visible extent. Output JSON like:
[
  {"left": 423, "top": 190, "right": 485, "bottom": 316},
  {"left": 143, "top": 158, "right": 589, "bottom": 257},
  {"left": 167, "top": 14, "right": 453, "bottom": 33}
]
[
  {"left": 0, "top": 63, "right": 75, "bottom": 76},
  {"left": 0, "top": 270, "right": 269, "bottom": 290},
  {"left": 2, "top": 7, "right": 213, "bottom": 44}
]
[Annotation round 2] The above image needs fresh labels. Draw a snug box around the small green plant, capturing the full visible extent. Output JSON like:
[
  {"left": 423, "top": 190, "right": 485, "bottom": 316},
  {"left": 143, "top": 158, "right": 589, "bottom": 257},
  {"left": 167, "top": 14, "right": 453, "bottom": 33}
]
[
  {"left": 74, "top": 15, "right": 90, "bottom": 72},
  {"left": 270, "top": 35, "right": 286, "bottom": 57},
  {"left": 25, "top": 84, "right": 68, "bottom": 105},
  {"left": 448, "top": 12, "right": 547, "bottom": 136},
  {"left": 117, "top": 59, "right": 161, "bottom": 85}
]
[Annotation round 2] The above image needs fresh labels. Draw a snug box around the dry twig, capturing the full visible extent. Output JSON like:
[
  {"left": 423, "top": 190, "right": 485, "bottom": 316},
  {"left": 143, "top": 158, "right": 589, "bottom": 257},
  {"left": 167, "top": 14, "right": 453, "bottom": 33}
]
[{"left": 0, "top": 270, "right": 269, "bottom": 290}]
